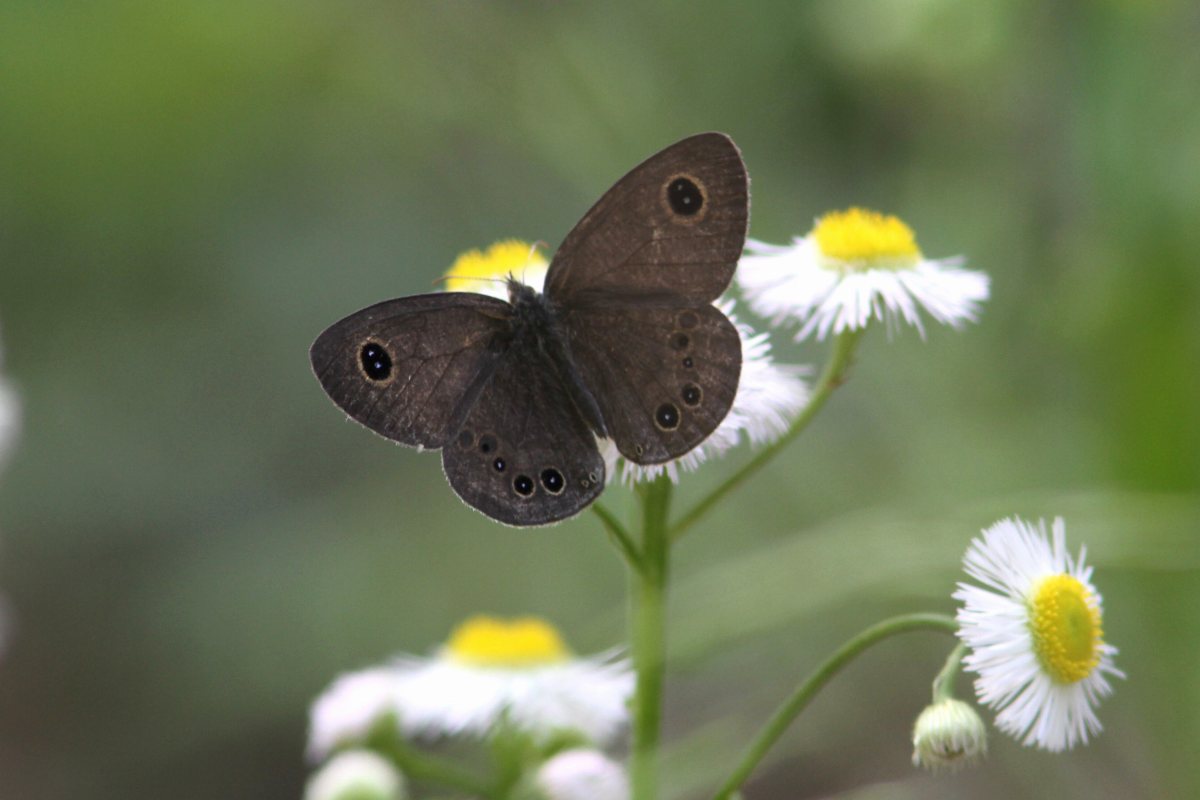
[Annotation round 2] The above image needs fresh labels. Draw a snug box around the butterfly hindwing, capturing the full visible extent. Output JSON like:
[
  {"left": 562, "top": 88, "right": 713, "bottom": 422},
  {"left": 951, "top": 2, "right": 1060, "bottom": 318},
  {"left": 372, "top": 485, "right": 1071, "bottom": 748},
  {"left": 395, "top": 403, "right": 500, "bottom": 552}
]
[
  {"left": 544, "top": 132, "right": 748, "bottom": 305},
  {"left": 441, "top": 338, "right": 606, "bottom": 526},
  {"left": 309, "top": 293, "right": 511, "bottom": 449},
  {"left": 562, "top": 303, "right": 742, "bottom": 463}
]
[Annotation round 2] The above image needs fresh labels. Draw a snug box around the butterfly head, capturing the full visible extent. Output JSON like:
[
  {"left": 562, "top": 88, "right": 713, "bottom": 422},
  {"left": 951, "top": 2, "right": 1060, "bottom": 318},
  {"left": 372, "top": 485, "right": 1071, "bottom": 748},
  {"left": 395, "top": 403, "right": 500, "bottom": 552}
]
[{"left": 506, "top": 274, "right": 541, "bottom": 307}]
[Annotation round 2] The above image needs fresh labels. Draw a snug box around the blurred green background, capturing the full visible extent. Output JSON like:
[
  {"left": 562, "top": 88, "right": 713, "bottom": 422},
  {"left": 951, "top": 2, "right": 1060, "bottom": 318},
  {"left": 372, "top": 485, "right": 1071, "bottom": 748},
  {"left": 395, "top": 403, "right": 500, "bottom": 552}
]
[{"left": 2, "top": 1, "right": 1198, "bottom": 798}]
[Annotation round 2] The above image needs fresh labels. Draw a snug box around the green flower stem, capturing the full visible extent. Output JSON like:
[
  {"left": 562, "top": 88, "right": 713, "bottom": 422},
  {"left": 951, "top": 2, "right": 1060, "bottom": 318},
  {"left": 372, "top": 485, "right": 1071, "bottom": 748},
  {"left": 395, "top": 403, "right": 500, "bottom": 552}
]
[
  {"left": 671, "top": 328, "right": 864, "bottom": 543},
  {"left": 630, "top": 476, "right": 674, "bottom": 800},
  {"left": 932, "top": 641, "right": 968, "bottom": 702},
  {"left": 711, "top": 612, "right": 958, "bottom": 800},
  {"left": 380, "top": 737, "right": 495, "bottom": 798},
  {"left": 594, "top": 501, "right": 641, "bottom": 569}
]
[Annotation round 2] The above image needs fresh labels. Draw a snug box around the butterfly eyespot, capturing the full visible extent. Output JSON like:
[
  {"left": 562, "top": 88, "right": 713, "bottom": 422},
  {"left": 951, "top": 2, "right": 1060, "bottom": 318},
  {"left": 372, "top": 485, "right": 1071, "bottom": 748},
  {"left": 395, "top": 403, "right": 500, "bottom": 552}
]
[
  {"left": 681, "top": 384, "right": 702, "bottom": 406},
  {"left": 677, "top": 311, "right": 699, "bottom": 329},
  {"left": 665, "top": 175, "right": 704, "bottom": 218},
  {"left": 540, "top": 468, "right": 565, "bottom": 494},
  {"left": 359, "top": 342, "right": 393, "bottom": 381},
  {"left": 634, "top": 444, "right": 645, "bottom": 457},
  {"left": 513, "top": 475, "right": 535, "bottom": 496},
  {"left": 479, "top": 435, "right": 497, "bottom": 455},
  {"left": 493, "top": 457, "right": 506, "bottom": 472},
  {"left": 588, "top": 471, "right": 599, "bottom": 483},
  {"left": 671, "top": 333, "right": 690, "bottom": 351},
  {"left": 682, "top": 356, "right": 695, "bottom": 369},
  {"left": 655, "top": 403, "right": 681, "bottom": 431}
]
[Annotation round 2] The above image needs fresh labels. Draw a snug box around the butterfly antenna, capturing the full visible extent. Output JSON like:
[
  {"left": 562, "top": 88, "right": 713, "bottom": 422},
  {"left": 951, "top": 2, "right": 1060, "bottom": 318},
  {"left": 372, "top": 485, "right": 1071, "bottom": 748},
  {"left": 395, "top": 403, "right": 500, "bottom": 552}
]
[{"left": 430, "top": 275, "right": 507, "bottom": 289}]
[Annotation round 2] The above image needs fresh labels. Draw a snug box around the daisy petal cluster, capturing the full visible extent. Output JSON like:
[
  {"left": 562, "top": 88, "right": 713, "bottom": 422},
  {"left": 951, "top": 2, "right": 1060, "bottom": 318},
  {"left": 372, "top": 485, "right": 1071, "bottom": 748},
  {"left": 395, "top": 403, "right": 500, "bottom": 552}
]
[
  {"left": 606, "top": 299, "right": 809, "bottom": 485},
  {"left": 0, "top": 322, "right": 17, "bottom": 660},
  {"left": 308, "top": 616, "right": 632, "bottom": 761},
  {"left": 0, "top": 322, "right": 19, "bottom": 475},
  {"left": 954, "top": 517, "right": 1123, "bottom": 751},
  {"left": 738, "top": 207, "right": 989, "bottom": 340}
]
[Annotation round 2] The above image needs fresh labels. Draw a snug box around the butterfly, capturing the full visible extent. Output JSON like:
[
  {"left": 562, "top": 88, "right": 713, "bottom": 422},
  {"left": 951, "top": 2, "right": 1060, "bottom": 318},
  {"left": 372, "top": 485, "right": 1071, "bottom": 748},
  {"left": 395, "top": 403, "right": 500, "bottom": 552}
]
[{"left": 310, "top": 132, "right": 748, "bottom": 526}]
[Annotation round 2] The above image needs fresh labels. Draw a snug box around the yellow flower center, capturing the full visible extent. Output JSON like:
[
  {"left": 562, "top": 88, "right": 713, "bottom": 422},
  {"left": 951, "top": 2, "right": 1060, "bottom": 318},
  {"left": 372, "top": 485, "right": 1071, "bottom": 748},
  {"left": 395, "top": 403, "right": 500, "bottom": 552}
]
[
  {"left": 443, "top": 240, "right": 548, "bottom": 292},
  {"left": 812, "top": 207, "right": 922, "bottom": 270},
  {"left": 445, "top": 615, "right": 571, "bottom": 667},
  {"left": 1028, "top": 574, "right": 1103, "bottom": 684}
]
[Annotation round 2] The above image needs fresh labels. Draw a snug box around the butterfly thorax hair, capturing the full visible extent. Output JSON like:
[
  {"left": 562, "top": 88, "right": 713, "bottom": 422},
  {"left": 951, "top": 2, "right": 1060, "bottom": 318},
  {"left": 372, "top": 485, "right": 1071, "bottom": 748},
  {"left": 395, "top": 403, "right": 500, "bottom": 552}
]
[
  {"left": 504, "top": 275, "right": 609, "bottom": 437},
  {"left": 505, "top": 275, "right": 553, "bottom": 333}
]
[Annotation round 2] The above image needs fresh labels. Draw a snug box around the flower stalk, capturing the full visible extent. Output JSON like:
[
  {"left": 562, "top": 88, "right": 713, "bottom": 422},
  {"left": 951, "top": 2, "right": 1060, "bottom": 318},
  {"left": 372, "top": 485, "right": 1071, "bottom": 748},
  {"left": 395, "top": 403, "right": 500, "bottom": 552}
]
[
  {"left": 671, "top": 328, "right": 863, "bottom": 541},
  {"left": 711, "top": 613, "right": 959, "bottom": 800},
  {"left": 629, "top": 476, "right": 673, "bottom": 800}
]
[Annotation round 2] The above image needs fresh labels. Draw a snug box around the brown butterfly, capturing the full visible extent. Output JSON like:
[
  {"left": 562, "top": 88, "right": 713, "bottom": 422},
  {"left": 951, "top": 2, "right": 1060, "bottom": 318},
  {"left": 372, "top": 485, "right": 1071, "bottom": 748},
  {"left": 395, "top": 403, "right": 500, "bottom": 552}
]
[{"left": 310, "top": 133, "right": 748, "bottom": 525}]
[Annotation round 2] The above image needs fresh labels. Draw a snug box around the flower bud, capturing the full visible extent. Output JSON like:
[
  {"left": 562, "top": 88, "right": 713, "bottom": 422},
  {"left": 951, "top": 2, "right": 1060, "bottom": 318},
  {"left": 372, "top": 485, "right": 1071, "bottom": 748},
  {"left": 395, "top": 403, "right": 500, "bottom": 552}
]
[
  {"left": 534, "top": 749, "right": 628, "bottom": 800},
  {"left": 305, "top": 750, "right": 406, "bottom": 800},
  {"left": 911, "top": 698, "right": 987, "bottom": 773}
]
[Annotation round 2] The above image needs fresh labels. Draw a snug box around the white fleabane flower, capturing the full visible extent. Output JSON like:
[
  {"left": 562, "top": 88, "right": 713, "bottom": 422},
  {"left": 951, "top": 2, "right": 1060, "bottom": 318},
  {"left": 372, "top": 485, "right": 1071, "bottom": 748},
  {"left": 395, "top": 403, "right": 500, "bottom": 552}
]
[
  {"left": 305, "top": 750, "right": 406, "bottom": 800},
  {"left": 535, "top": 749, "right": 629, "bottom": 800},
  {"left": 738, "top": 208, "right": 989, "bottom": 340},
  {"left": 911, "top": 698, "right": 988, "bottom": 773},
  {"left": 604, "top": 300, "right": 809, "bottom": 485},
  {"left": 308, "top": 616, "right": 632, "bottom": 760},
  {"left": 0, "top": 324, "right": 19, "bottom": 474},
  {"left": 0, "top": 322, "right": 17, "bottom": 661},
  {"left": 954, "top": 517, "right": 1123, "bottom": 752}
]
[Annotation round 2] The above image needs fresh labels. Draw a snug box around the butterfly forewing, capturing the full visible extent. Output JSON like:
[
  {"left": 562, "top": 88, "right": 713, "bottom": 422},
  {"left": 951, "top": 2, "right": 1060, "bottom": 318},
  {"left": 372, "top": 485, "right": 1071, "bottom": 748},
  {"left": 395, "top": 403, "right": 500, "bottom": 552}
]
[
  {"left": 441, "top": 339, "right": 606, "bottom": 526},
  {"left": 563, "top": 304, "right": 741, "bottom": 463},
  {"left": 310, "top": 293, "right": 512, "bottom": 449},
  {"left": 544, "top": 132, "right": 748, "bottom": 306}
]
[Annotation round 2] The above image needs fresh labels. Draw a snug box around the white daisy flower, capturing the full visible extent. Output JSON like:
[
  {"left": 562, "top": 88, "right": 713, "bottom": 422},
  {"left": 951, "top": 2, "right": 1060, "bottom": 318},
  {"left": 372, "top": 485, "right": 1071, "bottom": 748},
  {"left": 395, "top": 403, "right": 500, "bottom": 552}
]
[
  {"left": 911, "top": 698, "right": 988, "bottom": 773},
  {"left": 442, "top": 241, "right": 810, "bottom": 486},
  {"left": 305, "top": 749, "right": 407, "bottom": 800},
  {"left": 0, "top": 323, "right": 19, "bottom": 475},
  {"left": 535, "top": 749, "right": 629, "bottom": 800},
  {"left": 0, "top": 323, "right": 18, "bottom": 661},
  {"left": 738, "top": 207, "right": 990, "bottom": 340},
  {"left": 604, "top": 300, "right": 809, "bottom": 485},
  {"left": 954, "top": 517, "right": 1124, "bottom": 752},
  {"left": 308, "top": 616, "right": 632, "bottom": 760}
]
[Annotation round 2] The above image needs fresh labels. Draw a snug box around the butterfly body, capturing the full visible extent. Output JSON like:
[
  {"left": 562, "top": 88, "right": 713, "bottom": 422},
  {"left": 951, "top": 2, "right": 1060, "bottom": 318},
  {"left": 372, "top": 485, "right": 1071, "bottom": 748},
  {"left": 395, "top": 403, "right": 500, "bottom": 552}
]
[{"left": 311, "top": 133, "right": 749, "bottom": 526}]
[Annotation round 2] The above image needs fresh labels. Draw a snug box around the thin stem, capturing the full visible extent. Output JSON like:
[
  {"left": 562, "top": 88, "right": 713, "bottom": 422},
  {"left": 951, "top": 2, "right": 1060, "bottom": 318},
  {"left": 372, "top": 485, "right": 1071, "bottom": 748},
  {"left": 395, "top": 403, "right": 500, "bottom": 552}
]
[
  {"left": 630, "top": 477, "right": 673, "bottom": 800},
  {"left": 671, "top": 328, "right": 864, "bottom": 542},
  {"left": 711, "top": 612, "right": 958, "bottom": 800},
  {"left": 593, "top": 502, "right": 641, "bottom": 570},
  {"left": 932, "top": 641, "right": 968, "bottom": 702}
]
